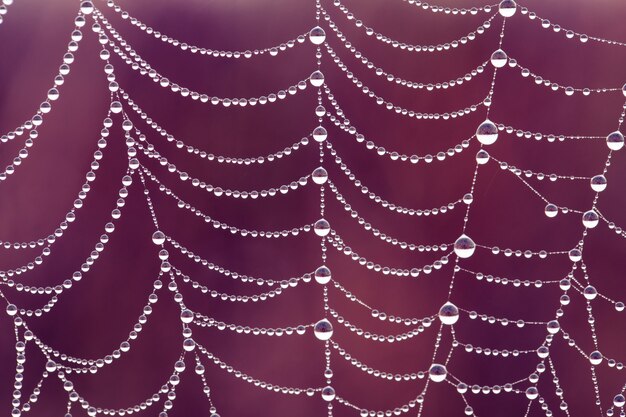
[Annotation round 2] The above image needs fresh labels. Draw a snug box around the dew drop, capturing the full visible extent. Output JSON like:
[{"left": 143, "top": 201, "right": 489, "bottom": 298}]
[
  {"left": 310, "top": 70, "right": 325, "bottom": 87},
  {"left": 314, "top": 319, "right": 333, "bottom": 340},
  {"left": 476, "top": 149, "right": 490, "bottom": 165},
  {"left": 544, "top": 203, "right": 558, "bottom": 218},
  {"left": 313, "top": 126, "right": 328, "bottom": 142},
  {"left": 438, "top": 302, "right": 459, "bottom": 325},
  {"left": 454, "top": 234, "right": 476, "bottom": 258},
  {"left": 428, "top": 364, "right": 447, "bottom": 382},
  {"left": 321, "top": 386, "right": 336, "bottom": 401},
  {"left": 589, "top": 350, "right": 603, "bottom": 365},
  {"left": 490, "top": 49, "right": 508, "bottom": 68},
  {"left": 180, "top": 309, "right": 194, "bottom": 324},
  {"left": 476, "top": 120, "right": 498, "bottom": 145},
  {"left": 314, "top": 219, "right": 331, "bottom": 236},
  {"left": 606, "top": 131, "right": 624, "bottom": 151},
  {"left": 309, "top": 26, "right": 326, "bottom": 45},
  {"left": 312, "top": 167, "right": 328, "bottom": 185},
  {"left": 583, "top": 285, "right": 597, "bottom": 300},
  {"left": 525, "top": 386, "right": 539, "bottom": 400},
  {"left": 6, "top": 304, "right": 17, "bottom": 316},
  {"left": 314, "top": 265, "right": 332, "bottom": 284},
  {"left": 581, "top": 210, "right": 599, "bottom": 229},
  {"left": 498, "top": 0, "right": 517, "bottom": 17},
  {"left": 152, "top": 231, "right": 166, "bottom": 245},
  {"left": 590, "top": 175, "right": 607, "bottom": 192}
]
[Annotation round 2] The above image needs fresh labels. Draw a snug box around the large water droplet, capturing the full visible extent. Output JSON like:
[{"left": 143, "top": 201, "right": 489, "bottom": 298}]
[
  {"left": 614, "top": 394, "right": 625, "bottom": 407},
  {"left": 438, "top": 302, "right": 459, "bottom": 325},
  {"left": 476, "top": 120, "right": 498, "bottom": 145},
  {"left": 454, "top": 234, "right": 476, "bottom": 258},
  {"left": 499, "top": 0, "right": 517, "bottom": 17},
  {"left": 582, "top": 210, "right": 599, "bottom": 228},
  {"left": 313, "top": 126, "right": 328, "bottom": 142},
  {"left": 589, "top": 350, "right": 602, "bottom": 365},
  {"left": 525, "top": 387, "right": 539, "bottom": 400},
  {"left": 6, "top": 304, "right": 17, "bottom": 316},
  {"left": 568, "top": 248, "right": 582, "bottom": 262},
  {"left": 80, "top": 1, "right": 94, "bottom": 15},
  {"left": 152, "top": 231, "right": 166, "bottom": 245},
  {"left": 428, "top": 364, "right": 447, "bottom": 382},
  {"left": 606, "top": 131, "right": 624, "bottom": 151},
  {"left": 312, "top": 167, "right": 328, "bottom": 185},
  {"left": 314, "top": 319, "right": 333, "bottom": 340},
  {"left": 180, "top": 309, "right": 194, "bottom": 324},
  {"left": 583, "top": 285, "right": 597, "bottom": 300},
  {"left": 490, "top": 49, "right": 508, "bottom": 68},
  {"left": 546, "top": 320, "right": 560, "bottom": 334},
  {"left": 314, "top": 219, "right": 331, "bottom": 236},
  {"left": 309, "top": 26, "right": 326, "bottom": 45},
  {"left": 310, "top": 70, "right": 325, "bottom": 87},
  {"left": 321, "top": 386, "right": 335, "bottom": 401},
  {"left": 476, "top": 149, "right": 490, "bottom": 165},
  {"left": 315, "top": 265, "right": 332, "bottom": 284},
  {"left": 544, "top": 203, "right": 558, "bottom": 218},
  {"left": 590, "top": 175, "right": 607, "bottom": 192}
]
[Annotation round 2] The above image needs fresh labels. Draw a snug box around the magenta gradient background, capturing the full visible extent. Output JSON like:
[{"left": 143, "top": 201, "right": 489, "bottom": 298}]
[{"left": 1, "top": 0, "right": 626, "bottom": 416}]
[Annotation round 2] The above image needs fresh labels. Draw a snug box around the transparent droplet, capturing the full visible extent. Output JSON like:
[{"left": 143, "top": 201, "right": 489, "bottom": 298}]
[
  {"left": 312, "top": 167, "right": 328, "bottom": 185},
  {"left": 462, "top": 193, "right": 473, "bottom": 204},
  {"left": 428, "top": 364, "right": 447, "bottom": 382},
  {"left": 314, "top": 219, "right": 331, "bottom": 236},
  {"left": 45, "top": 360, "right": 57, "bottom": 372},
  {"left": 582, "top": 210, "right": 599, "bottom": 228},
  {"left": 315, "top": 105, "right": 326, "bottom": 117},
  {"left": 589, "top": 350, "right": 603, "bottom": 365},
  {"left": 309, "top": 26, "right": 326, "bottom": 45},
  {"left": 498, "top": 0, "right": 517, "bottom": 17},
  {"left": 544, "top": 203, "right": 558, "bottom": 218},
  {"left": 152, "top": 230, "right": 166, "bottom": 245},
  {"left": 6, "top": 304, "right": 17, "bottom": 316},
  {"left": 622, "top": 83, "right": 626, "bottom": 98},
  {"left": 614, "top": 394, "right": 625, "bottom": 407},
  {"left": 314, "top": 319, "right": 333, "bottom": 340},
  {"left": 110, "top": 101, "right": 123, "bottom": 114},
  {"left": 310, "top": 70, "right": 325, "bottom": 87},
  {"left": 490, "top": 49, "right": 508, "bottom": 68},
  {"left": 583, "top": 285, "right": 597, "bottom": 300},
  {"left": 476, "top": 120, "right": 498, "bottom": 145},
  {"left": 321, "top": 386, "right": 335, "bottom": 401},
  {"left": 590, "top": 175, "right": 607, "bottom": 192},
  {"left": 438, "top": 302, "right": 459, "bottom": 325},
  {"left": 546, "top": 320, "right": 560, "bottom": 334},
  {"left": 80, "top": 1, "right": 94, "bottom": 15},
  {"left": 454, "top": 234, "right": 476, "bottom": 258},
  {"left": 568, "top": 248, "right": 582, "bottom": 262},
  {"left": 180, "top": 309, "right": 194, "bottom": 324},
  {"left": 536, "top": 346, "right": 549, "bottom": 358},
  {"left": 525, "top": 387, "right": 539, "bottom": 400},
  {"left": 476, "top": 149, "right": 490, "bottom": 165},
  {"left": 606, "top": 131, "right": 624, "bottom": 151},
  {"left": 313, "top": 126, "right": 328, "bottom": 142},
  {"left": 183, "top": 338, "right": 196, "bottom": 352},
  {"left": 315, "top": 265, "right": 332, "bottom": 284}
]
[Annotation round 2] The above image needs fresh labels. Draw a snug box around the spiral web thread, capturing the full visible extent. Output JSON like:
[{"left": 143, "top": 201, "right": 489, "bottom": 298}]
[{"left": 1, "top": 0, "right": 626, "bottom": 416}]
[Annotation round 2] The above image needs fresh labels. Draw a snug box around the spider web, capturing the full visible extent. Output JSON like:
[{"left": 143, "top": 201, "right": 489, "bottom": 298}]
[{"left": 0, "top": 0, "right": 625, "bottom": 416}]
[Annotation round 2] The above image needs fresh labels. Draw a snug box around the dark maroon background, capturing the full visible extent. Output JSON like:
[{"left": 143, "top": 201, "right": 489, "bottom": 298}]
[{"left": 1, "top": 0, "right": 626, "bottom": 416}]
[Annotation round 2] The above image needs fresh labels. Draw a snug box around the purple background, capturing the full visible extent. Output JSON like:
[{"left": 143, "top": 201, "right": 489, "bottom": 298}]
[{"left": 1, "top": 0, "right": 626, "bottom": 416}]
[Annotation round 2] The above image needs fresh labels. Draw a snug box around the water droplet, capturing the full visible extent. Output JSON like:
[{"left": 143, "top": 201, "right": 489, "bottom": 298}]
[
  {"left": 606, "top": 131, "right": 624, "bottom": 151},
  {"left": 614, "top": 394, "right": 625, "bottom": 407},
  {"left": 315, "top": 265, "right": 332, "bottom": 284},
  {"left": 80, "top": 1, "right": 94, "bottom": 15},
  {"left": 313, "top": 126, "right": 328, "bottom": 142},
  {"left": 622, "top": 83, "right": 626, "bottom": 98},
  {"left": 180, "top": 309, "right": 194, "bottom": 324},
  {"left": 590, "top": 175, "right": 607, "bottom": 192},
  {"left": 589, "top": 350, "right": 603, "bottom": 365},
  {"left": 310, "top": 70, "right": 325, "bottom": 87},
  {"left": 183, "top": 338, "right": 196, "bottom": 352},
  {"left": 314, "top": 219, "right": 331, "bottom": 236},
  {"left": 6, "top": 304, "right": 17, "bottom": 316},
  {"left": 321, "top": 386, "right": 335, "bottom": 401},
  {"left": 438, "top": 302, "right": 459, "bottom": 325},
  {"left": 45, "top": 360, "right": 57, "bottom": 372},
  {"left": 312, "top": 167, "right": 328, "bottom": 185},
  {"left": 490, "top": 49, "right": 508, "bottom": 68},
  {"left": 498, "top": 0, "right": 517, "bottom": 17},
  {"left": 462, "top": 193, "right": 473, "bottom": 204},
  {"left": 110, "top": 101, "right": 123, "bottom": 114},
  {"left": 544, "top": 203, "right": 558, "bottom": 218},
  {"left": 546, "top": 320, "right": 560, "bottom": 334},
  {"left": 525, "top": 387, "right": 539, "bottom": 400},
  {"left": 476, "top": 120, "right": 498, "bottom": 145},
  {"left": 476, "top": 149, "right": 490, "bottom": 165},
  {"left": 583, "top": 285, "right": 597, "bottom": 300},
  {"left": 537, "top": 346, "right": 549, "bottom": 358},
  {"left": 152, "top": 231, "right": 166, "bottom": 245},
  {"left": 454, "top": 234, "right": 476, "bottom": 258},
  {"left": 582, "top": 210, "right": 599, "bottom": 228},
  {"left": 428, "top": 364, "right": 447, "bottom": 382},
  {"left": 314, "top": 319, "right": 333, "bottom": 340},
  {"left": 568, "top": 248, "right": 581, "bottom": 262},
  {"left": 309, "top": 26, "right": 326, "bottom": 45}
]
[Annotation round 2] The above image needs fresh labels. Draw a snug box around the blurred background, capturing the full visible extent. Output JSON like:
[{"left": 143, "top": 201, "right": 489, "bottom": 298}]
[{"left": 0, "top": 0, "right": 625, "bottom": 415}]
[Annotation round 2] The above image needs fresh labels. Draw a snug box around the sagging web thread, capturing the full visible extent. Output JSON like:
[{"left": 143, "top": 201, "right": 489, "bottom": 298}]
[{"left": 1, "top": 0, "right": 626, "bottom": 416}]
